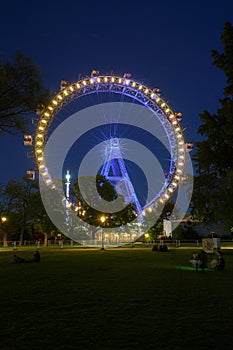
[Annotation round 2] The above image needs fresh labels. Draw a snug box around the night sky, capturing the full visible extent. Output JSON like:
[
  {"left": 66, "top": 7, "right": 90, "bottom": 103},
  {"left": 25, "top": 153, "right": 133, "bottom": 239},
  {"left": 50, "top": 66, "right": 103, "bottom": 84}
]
[{"left": 0, "top": 0, "right": 232, "bottom": 185}]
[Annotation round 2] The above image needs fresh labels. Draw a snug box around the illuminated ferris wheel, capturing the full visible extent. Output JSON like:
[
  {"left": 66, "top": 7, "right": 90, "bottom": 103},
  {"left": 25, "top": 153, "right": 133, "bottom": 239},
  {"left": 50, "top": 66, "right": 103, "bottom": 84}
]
[{"left": 30, "top": 70, "right": 191, "bottom": 218}]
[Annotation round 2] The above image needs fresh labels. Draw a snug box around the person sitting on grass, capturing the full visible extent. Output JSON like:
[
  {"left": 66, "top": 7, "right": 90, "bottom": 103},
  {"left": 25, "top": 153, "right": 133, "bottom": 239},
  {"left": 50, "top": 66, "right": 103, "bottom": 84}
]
[
  {"left": 13, "top": 254, "right": 25, "bottom": 263},
  {"left": 210, "top": 253, "right": 225, "bottom": 271},
  {"left": 217, "top": 254, "right": 225, "bottom": 270},
  {"left": 190, "top": 253, "right": 201, "bottom": 271},
  {"left": 152, "top": 244, "right": 158, "bottom": 251},
  {"left": 32, "top": 250, "right": 40, "bottom": 262},
  {"left": 199, "top": 250, "right": 208, "bottom": 270}
]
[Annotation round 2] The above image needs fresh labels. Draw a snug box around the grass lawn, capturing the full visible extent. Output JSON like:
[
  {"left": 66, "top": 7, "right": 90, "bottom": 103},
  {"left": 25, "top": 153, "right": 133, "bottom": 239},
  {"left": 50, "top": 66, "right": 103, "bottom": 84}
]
[{"left": 0, "top": 247, "right": 233, "bottom": 350}]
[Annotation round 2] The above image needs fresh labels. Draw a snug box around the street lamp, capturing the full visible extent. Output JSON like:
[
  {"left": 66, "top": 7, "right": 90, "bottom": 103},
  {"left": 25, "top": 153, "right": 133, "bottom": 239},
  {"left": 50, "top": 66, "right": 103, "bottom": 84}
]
[
  {"left": 100, "top": 215, "right": 106, "bottom": 250},
  {"left": 1, "top": 216, "right": 8, "bottom": 248},
  {"left": 1, "top": 216, "right": 7, "bottom": 224}
]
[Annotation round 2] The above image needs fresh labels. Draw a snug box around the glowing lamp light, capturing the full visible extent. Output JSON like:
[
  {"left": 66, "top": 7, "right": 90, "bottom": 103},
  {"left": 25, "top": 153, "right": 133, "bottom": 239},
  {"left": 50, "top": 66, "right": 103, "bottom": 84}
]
[
  {"left": 65, "top": 170, "right": 71, "bottom": 182},
  {"left": 132, "top": 81, "right": 136, "bottom": 87},
  {"left": 69, "top": 86, "right": 74, "bottom": 91},
  {"left": 76, "top": 83, "right": 81, "bottom": 89},
  {"left": 83, "top": 80, "right": 87, "bottom": 86},
  {"left": 97, "top": 77, "right": 101, "bottom": 83},
  {"left": 48, "top": 106, "right": 53, "bottom": 111},
  {"left": 104, "top": 77, "right": 108, "bottom": 82},
  {"left": 156, "top": 97, "right": 161, "bottom": 103},
  {"left": 1, "top": 216, "right": 7, "bottom": 223},
  {"left": 57, "top": 95, "right": 63, "bottom": 100},
  {"left": 52, "top": 100, "right": 58, "bottom": 105},
  {"left": 44, "top": 112, "right": 50, "bottom": 117},
  {"left": 38, "top": 126, "right": 44, "bottom": 131},
  {"left": 138, "top": 85, "right": 143, "bottom": 90},
  {"left": 100, "top": 215, "right": 106, "bottom": 224}
]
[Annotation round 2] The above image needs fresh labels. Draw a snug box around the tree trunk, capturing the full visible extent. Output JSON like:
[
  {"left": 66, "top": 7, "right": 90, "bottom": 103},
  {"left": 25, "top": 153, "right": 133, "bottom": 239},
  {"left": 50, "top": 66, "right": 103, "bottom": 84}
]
[
  {"left": 19, "top": 207, "right": 26, "bottom": 246},
  {"left": 3, "top": 232, "right": 8, "bottom": 247},
  {"left": 19, "top": 226, "right": 24, "bottom": 246},
  {"left": 44, "top": 232, "right": 48, "bottom": 247}
]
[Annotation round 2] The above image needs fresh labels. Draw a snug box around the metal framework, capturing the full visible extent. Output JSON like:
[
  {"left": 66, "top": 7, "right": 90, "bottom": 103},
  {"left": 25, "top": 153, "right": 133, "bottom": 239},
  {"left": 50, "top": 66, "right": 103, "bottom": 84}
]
[
  {"left": 100, "top": 138, "right": 142, "bottom": 215},
  {"left": 34, "top": 73, "right": 186, "bottom": 211}
]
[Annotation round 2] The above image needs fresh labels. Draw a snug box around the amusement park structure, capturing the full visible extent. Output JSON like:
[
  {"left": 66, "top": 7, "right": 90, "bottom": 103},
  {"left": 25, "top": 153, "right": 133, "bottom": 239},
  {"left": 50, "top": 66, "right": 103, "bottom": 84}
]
[
  {"left": 100, "top": 137, "right": 142, "bottom": 216},
  {"left": 24, "top": 70, "right": 193, "bottom": 241}
]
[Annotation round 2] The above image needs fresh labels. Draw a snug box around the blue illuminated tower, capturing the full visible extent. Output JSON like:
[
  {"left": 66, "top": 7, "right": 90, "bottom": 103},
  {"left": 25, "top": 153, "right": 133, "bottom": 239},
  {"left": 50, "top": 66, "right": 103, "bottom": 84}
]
[{"left": 101, "top": 138, "right": 142, "bottom": 215}]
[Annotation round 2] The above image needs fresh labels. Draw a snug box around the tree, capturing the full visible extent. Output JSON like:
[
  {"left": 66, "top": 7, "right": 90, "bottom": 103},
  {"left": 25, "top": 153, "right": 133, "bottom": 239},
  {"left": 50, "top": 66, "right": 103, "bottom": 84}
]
[
  {"left": 0, "top": 52, "right": 49, "bottom": 134},
  {"left": 193, "top": 22, "right": 233, "bottom": 230},
  {"left": 4, "top": 177, "right": 39, "bottom": 245},
  {"left": 72, "top": 175, "right": 137, "bottom": 228},
  {"left": 147, "top": 200, "right": 178, "bottom": 240},
  {"left": 26, "top": 188, "right": 60, "bottom": 246},
  {"left": 0, "top": 183, "right": 16, "bottom": 246},
  {"left": 0, "top": 177, "right": 60, "bottom": 245}
]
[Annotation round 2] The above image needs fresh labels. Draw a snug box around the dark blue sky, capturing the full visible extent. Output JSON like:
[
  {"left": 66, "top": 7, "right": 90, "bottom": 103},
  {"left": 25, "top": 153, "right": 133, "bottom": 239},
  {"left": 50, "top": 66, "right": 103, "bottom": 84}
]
[{"left": 0, "top": 0, "right": 232, "bottom": 184}]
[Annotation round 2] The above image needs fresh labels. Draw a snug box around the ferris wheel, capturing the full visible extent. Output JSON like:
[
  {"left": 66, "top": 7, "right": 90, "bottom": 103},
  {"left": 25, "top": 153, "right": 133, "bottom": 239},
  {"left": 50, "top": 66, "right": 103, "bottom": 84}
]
[{"left": 31, "top": 71, "right": 191, "bottom": 223}]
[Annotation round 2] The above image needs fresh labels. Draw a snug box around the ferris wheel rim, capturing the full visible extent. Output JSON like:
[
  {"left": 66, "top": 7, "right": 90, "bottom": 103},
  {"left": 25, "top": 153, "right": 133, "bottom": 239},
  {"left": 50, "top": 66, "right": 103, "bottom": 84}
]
[{"left": 34, "top": 73, "right": 186, "bottom": 208}]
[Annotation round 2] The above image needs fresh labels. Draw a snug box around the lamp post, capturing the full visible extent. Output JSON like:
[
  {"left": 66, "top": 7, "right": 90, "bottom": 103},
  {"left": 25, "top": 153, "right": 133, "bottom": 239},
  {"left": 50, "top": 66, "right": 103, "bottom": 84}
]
[
  {"left": 65, "top": 170, "right": 71, "bottom": 208},
  {"left": 100, "top": 215, "right": 106, "bottom": 250},
  {"left": 1, "top": 216, "right": 8, "bottom": 248}
]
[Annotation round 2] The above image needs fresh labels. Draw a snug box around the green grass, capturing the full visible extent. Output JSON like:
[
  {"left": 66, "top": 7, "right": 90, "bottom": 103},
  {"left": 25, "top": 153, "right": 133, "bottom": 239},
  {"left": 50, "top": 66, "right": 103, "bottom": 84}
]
[{"left": 0, "top": 248, "right": 233, "bottom": 350}]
